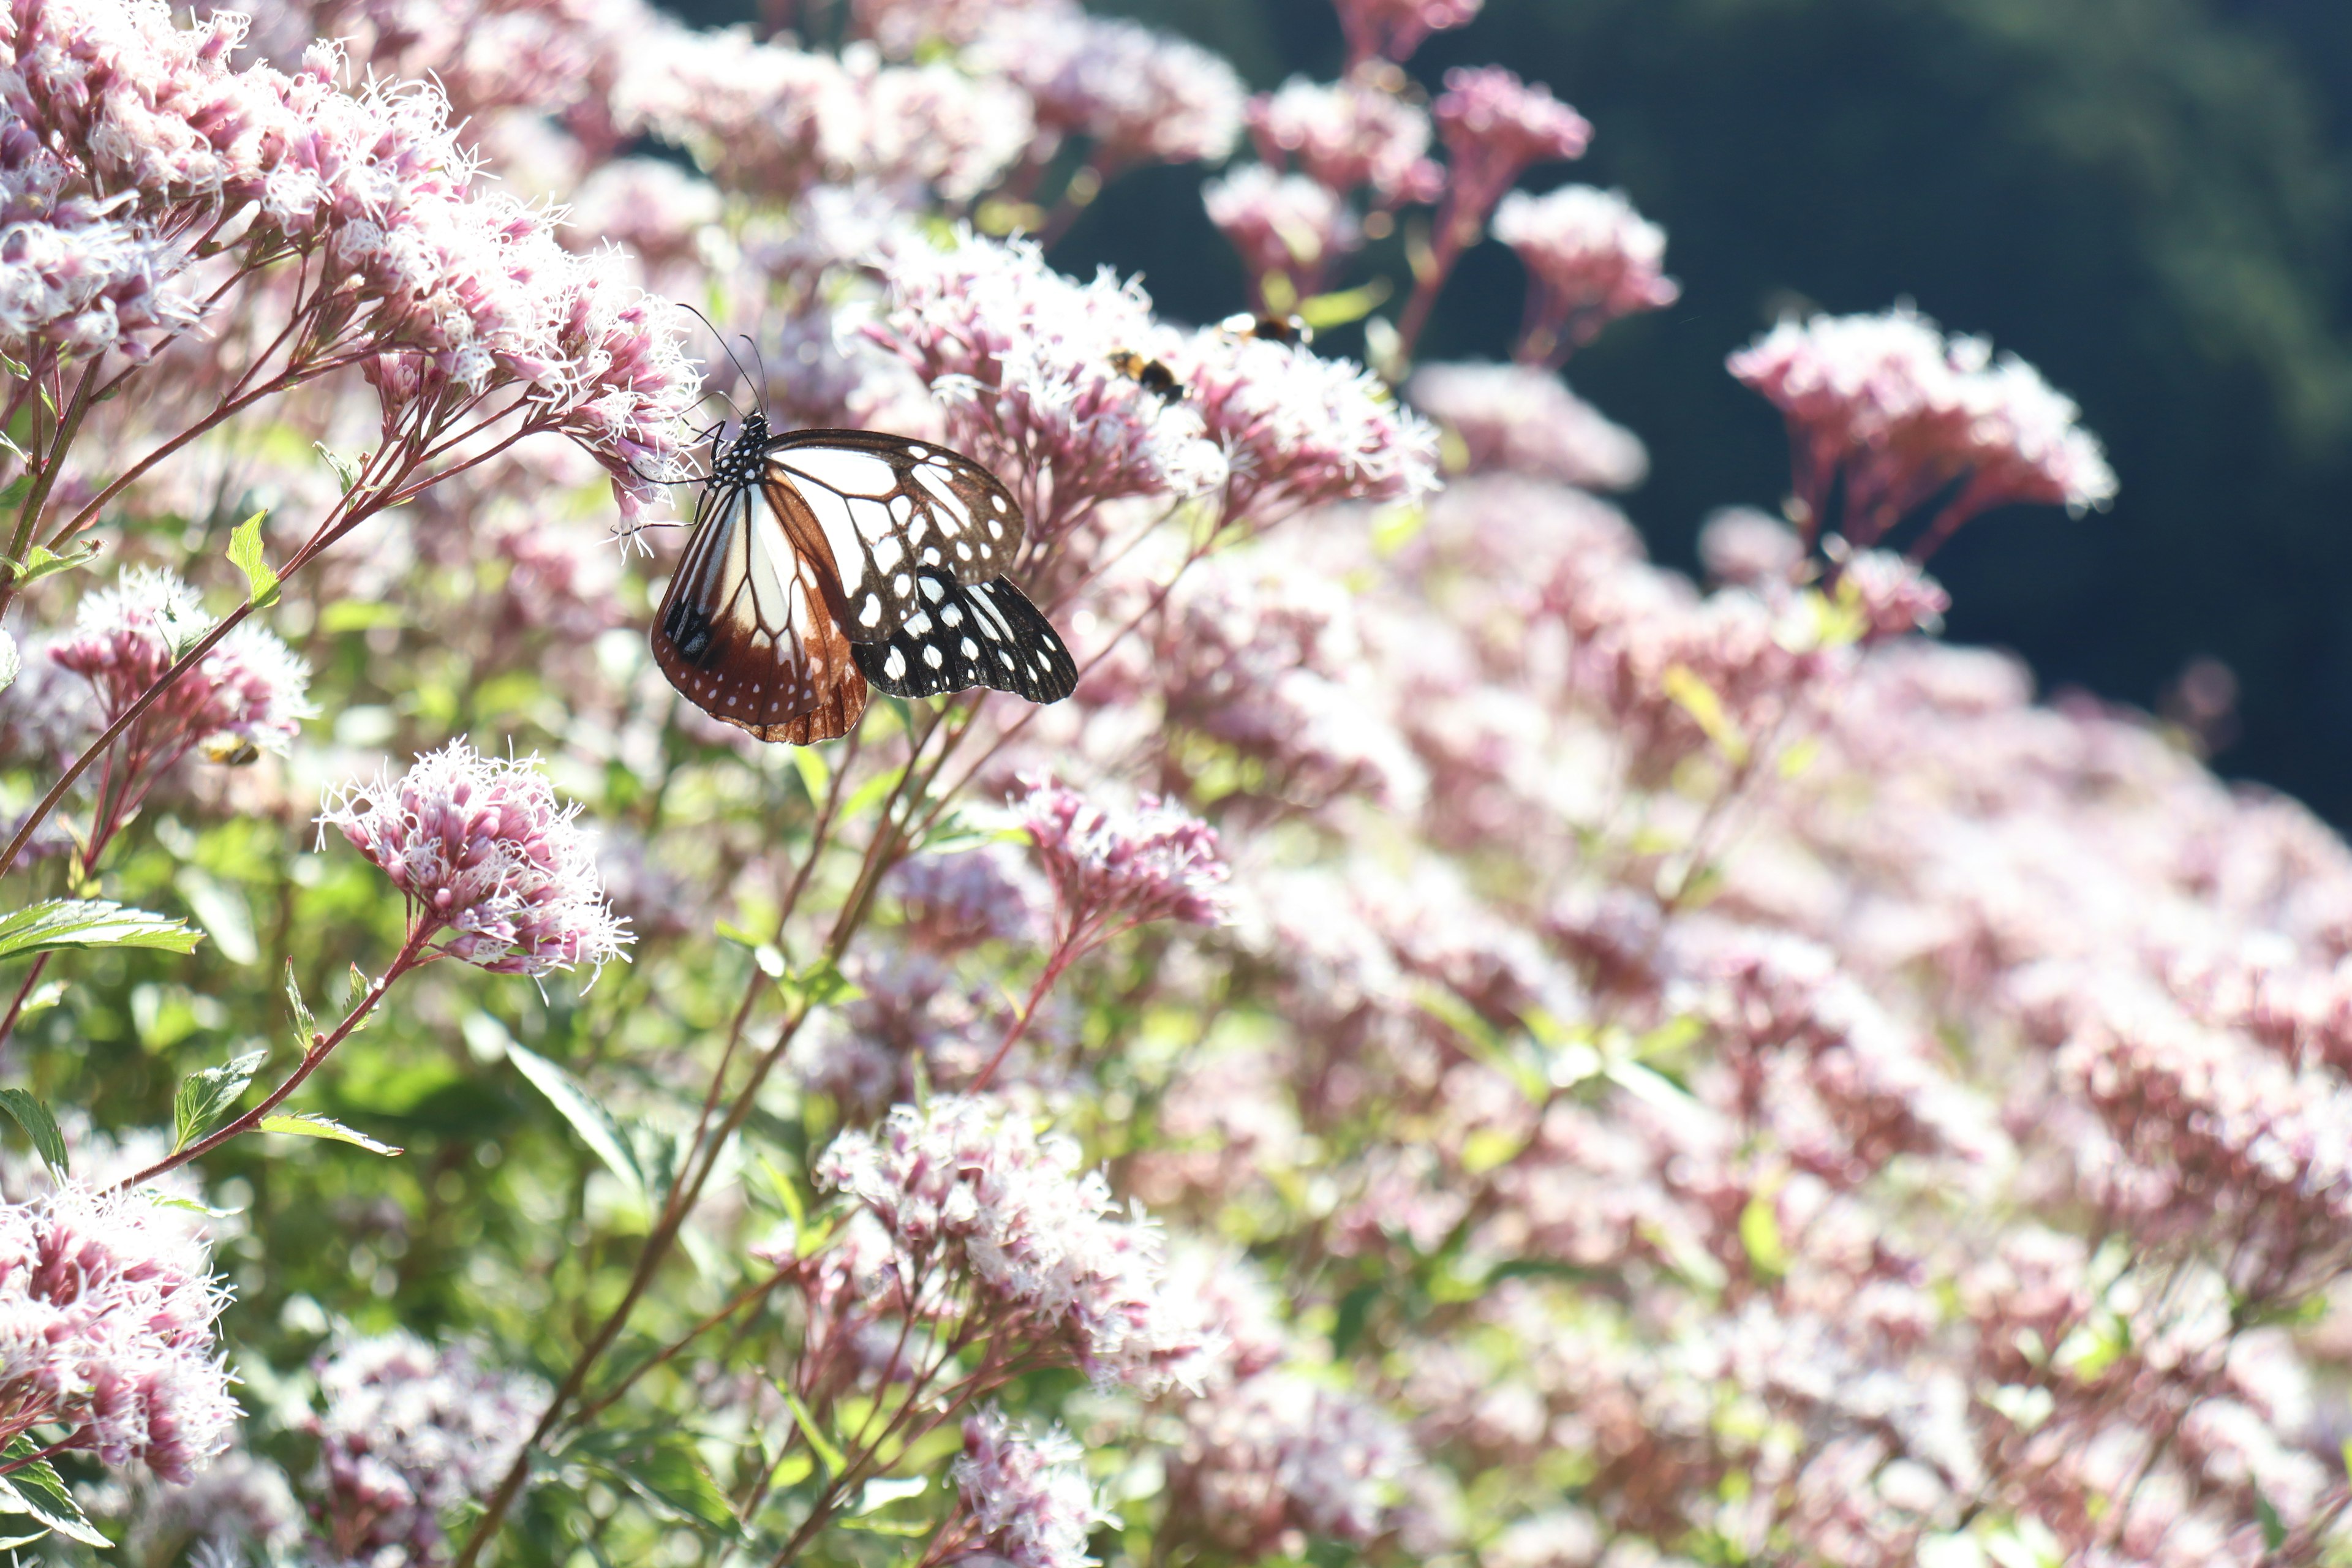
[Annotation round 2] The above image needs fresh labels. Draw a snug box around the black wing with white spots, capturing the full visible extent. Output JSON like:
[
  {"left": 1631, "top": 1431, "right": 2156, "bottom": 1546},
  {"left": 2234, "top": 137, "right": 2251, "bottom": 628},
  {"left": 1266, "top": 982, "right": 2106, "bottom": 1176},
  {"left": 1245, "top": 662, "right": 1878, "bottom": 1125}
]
[
  {"left": 850, "top": 571, "right": 1079, "bottom": 703},
  {"left": 763, "top": 428, "right": 1027, "bottom": 642}
]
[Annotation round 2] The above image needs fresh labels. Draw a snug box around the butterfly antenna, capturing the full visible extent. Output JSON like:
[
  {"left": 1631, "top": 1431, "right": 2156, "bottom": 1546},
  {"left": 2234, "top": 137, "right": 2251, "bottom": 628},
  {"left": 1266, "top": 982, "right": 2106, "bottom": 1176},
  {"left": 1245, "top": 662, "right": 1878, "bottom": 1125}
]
[
  {"left": 677, "top": 303, "right": 761, "bottom": 422},
  {"left": 739, "top": 333, "right": 774, "bottom": 417}
]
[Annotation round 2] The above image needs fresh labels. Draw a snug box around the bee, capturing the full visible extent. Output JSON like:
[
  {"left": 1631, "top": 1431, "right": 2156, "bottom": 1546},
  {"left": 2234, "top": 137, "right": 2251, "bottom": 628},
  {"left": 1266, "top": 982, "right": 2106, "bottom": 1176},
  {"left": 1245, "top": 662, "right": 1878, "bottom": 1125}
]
[
  {"left": 1220, "top": 312, "right": 1314, "bottom": 347},
  {"left": 200, "top": 734, "right": 262, "bottom": 766},
  {"left": 1107, "top": 349, "right": 1185, "bottom": 402}
]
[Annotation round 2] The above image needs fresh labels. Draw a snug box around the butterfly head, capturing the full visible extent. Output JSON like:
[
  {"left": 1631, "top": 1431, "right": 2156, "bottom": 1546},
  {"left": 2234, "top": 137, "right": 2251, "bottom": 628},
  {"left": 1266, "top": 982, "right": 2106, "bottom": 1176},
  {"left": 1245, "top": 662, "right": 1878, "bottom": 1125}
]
[{"left": 712, "top": 410, "right": 772, "bottom": 486}]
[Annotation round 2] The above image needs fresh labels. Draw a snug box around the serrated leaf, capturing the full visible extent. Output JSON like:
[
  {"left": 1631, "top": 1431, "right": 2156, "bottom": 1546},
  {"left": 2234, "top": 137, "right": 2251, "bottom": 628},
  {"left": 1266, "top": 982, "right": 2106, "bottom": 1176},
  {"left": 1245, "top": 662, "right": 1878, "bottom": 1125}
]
[
  {"left": 283, "top": 958, "right": 315, "bottom": 1046},
  {"left": 506, "top": 1042, "right": 644, "bottom": 1199},
  {"left": 226, "top": 508, "right": 279, "bottom": 608},
  {"left": 780, "top": 1388, "right": 846, "bottom": 1479},
  {"left": 172, "top": 1048, "right": 267, "bottom": 1152},
  {"left": 260, "top": 1112, "right": 401, "bottom": 1156},
  {"left": 0, "top": 537, "right": 99, "bottom": 588},
  {"left": 0, "top": 1090, "right": 67, "bottom": 1177},
  {"left": 0, "top": 899, "right": 199, "bottom": 961},
  {"left": 0, "top": 1436, "right": 108, "bottom": 1544},
  {"left": 345, "top": 963, "right": 369, "bottom": 1011}
]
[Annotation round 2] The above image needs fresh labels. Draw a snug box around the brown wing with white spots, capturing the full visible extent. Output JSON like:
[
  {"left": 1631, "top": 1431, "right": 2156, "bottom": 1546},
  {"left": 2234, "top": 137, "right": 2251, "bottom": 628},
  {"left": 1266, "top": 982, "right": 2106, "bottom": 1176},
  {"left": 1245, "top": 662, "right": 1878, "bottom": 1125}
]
[
  {"left": 763, "top": 429, "right": 1027, "bottom": 641},
  {"left": 650, "top": 481, "right": 869, "bottom": 745}
]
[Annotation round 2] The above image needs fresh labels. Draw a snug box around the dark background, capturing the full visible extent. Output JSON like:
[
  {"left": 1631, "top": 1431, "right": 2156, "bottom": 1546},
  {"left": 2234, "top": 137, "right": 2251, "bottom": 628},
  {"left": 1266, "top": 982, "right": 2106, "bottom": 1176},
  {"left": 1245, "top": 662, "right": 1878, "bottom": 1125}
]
[{"left": 688, "top": 0, "right": 2352, "bottom": 823}]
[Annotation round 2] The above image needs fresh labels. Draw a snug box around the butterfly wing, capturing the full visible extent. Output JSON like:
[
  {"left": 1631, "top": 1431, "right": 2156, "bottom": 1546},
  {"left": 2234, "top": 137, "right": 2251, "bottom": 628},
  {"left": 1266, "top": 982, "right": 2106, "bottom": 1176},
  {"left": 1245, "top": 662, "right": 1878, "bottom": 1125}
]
[
  {"left": 851, "top": 571, "right": 1079, "bottom": 703},
  {"left": 764, "top": 429, "right": 1027, "bottom": 640},
  {"left": 650, "top": 478, "right": 869, "bottom": 745}
]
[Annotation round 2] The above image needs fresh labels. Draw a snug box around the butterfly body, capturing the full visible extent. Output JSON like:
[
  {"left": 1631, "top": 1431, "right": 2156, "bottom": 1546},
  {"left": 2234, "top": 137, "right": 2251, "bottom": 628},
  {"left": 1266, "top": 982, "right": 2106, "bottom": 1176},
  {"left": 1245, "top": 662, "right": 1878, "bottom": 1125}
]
[{"left": 651, "top": 412, "right": 1076, "bottom": 745}]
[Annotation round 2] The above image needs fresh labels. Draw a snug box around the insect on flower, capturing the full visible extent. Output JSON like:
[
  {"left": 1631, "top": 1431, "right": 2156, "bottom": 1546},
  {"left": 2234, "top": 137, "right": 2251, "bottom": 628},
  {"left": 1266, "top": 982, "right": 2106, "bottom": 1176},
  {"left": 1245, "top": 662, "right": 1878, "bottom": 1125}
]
[
  {"left": 1221, "top": 311, "right": 1315, "bottom": 348},
  {"left": 650, "top": 393, "right": 1080, "bottom": 745},
  {"left": 1107, "top": 348, "right": 1187, "bottom": 402}
]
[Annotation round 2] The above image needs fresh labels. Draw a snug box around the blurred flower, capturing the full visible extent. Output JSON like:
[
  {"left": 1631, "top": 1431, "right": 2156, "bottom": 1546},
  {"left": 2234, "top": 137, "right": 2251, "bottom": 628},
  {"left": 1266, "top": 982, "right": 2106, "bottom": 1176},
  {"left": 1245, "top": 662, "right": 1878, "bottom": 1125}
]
[
  {"left": 952, "top": 1407, "right": 1115, "bottom": 1568},
  {"left": 971, "top": 10, "right": 1243, "bottom": 172},
  {"left": 1408, "top": 361, "right": 1648, "bottom": 491},
  {"left": 1727, "top": 305, "right": 2117, "bottom": 556},
  {"left": 1204, "top": 165, "right": 1362, "bottom": 305},
  {"left": 888, "top": 845, "right": 1047, "bottom": 951},
  {"left": 317, "top": 740, "right": 633, "bottom": 977},
  {"left": 306, "top": 1331, "right": 548, "bottom": 1567},
  {"left": 1431, "top": 68, "right": 1591, "bottom": 251},
  {"left": 0, "top": 1185, "right": 236, "bottom": 1482},
  {"left": 816, "top": 1096, "right": 1216, "bottom": 1393},
  {"left": 1491, "top": 185, "right": 1678, "bottom": 364},
  {"left": 1333, "top": 0, "right": 1484, "bottom": 69},
  {"left": 121, "top": 1447, "right": 302, "bottom": 1562},
  {"left": 1247, "top": 75, "right": 1443, "bottom": 206},
  {"left": 1166, "top": 1371, "right": 1418, "bottom": 1553}
]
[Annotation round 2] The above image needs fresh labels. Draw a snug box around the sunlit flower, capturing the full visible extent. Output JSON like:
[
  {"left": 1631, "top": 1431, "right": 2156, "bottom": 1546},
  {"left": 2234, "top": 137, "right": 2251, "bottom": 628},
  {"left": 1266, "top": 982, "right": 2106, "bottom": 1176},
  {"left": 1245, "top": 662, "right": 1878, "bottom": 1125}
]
[
  {"left": 952, "top": 1407, "right": 1115, "bottom": 1568},
  {"left": 1204, "top": 165, "right": 1362, "bottom": 304},
  {"left": 1247, "top": 75, "right": 1443, "bottom": 205},
  {"left": 1491, "top": 184, "right": 1679, "bottom": 363},
  {"left": 317, "top": 740, "right": 633, "bottom": 977},
  {"left": 0, "top": 1184, "right": 236, "bottom": 1482},
  {"left": 1431, "top": 68, "right": 1591, "bottom": 251},
  {"left": 1014, "top": 774, "right": 1231, "bottom": 940},
  {"left": 972, "top": 11, "right": 1245, "bottom": 170}
]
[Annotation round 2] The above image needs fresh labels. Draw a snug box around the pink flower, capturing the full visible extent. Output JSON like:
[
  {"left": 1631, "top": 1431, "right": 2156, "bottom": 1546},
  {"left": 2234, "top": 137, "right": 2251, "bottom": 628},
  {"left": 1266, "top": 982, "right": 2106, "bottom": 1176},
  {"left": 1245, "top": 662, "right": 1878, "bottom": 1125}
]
[
  {"left": 1727, "top": 306, "right": 2117, "bottom": 556},
  {"left": 815, "top": 1096, "right": 1216, "bottom": 1393},
  {"left": 53, "top": 568, "right": 313, "bottom": 753},
  {"left": 1204, "top": 165, "right": 1362, "bottom": 304},
  {"left": 887, "top": 846, "right": 1047, "bottom": 951},
  {"left": 1431, "top": 68, "right": 1591, "bottom": 251},
  {"left": 1407, "top": 361, "right": 1648, "bottom": 491},
  {"left": 317, "top": 740, "right": 633, "bottom": 978},
  {"left": 1332, "top": 0, "right": 1485, "bottom": 69},
  {"left": 1490, "top": 185, "right": 1679, "bottom": 363},
  {"left": 952, "top": 1407, "right": 1115, "bottom": 1568},
  {"left": 865, "top": 230, "right": 1227, "bottom": 543},
  {"left": 1166, "top": 1371, "right": 1419, "bottom": 1552},
  {"left": 1169, "top": 329, "right": 1441, "bottom": 526},
  {"left": 1245, "top": 75, "right": 1443, "bottom": 205},
  {"left": 1835, "top": 548, "right": 1949, "bottom": 641},
  {"left": 0, "top": 1184, "right": 236, "bottom": 1482},
  {"left": 972, "top": 10, "right": 1245, "bottom": 171},
  {"left": 1013, "top": 773, "right": 1231, "bottom": 940},
  {"left": 306, "top": 1332, "right": 548, "bottom": 1567}
]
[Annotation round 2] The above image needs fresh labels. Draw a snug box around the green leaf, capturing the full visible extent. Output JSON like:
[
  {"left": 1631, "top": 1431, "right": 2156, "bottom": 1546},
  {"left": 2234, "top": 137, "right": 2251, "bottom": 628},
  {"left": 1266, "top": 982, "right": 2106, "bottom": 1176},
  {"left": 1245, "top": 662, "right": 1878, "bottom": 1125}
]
[
  {"left": 1738, "top": 1189, "right": 1788, "bottom": 1280},
  {"left": 838, "top": 765, "right": 908, "bottom": 826},
  {"left": 790, "top": 745, "right": 831, "bottom": 808},
  {"left": 780, "top": 1388, "right": 846, "bottom": 1479},
  {"left": 0, "top": 1090, "right": 67, "bottom": 1177},
  {"left": 259, "top": 1112, "right": 402, "bottom": 1156},
  {"left": 172, "top": 1048, "right": 267, "bottom": 1152},
  {"left": 2256, "top": 1493, "right": 2286, "bottom": 1552},
  {"left": 0, "top": 1436, "right": 108, "bottom": 1544},
  {"left": 1296, "top": 276, "right": 1392, "bottom": 331},
  {"left": 506, "top": 1042, "right": 644, "bottom": 1199},
  {"left": 0, "top": 899, "right": 199, "bottom": 961},
  {"left": 604, "top": 1435, "right": 737, "bottom": 1532},
  {"left": 318, "top": 600, "right": 405, "bottom": 634},
  {"left": 0, "top": 537, "right": 99, "bottom": 588},
  {"left": 174, "top": 866, "right": 257, "bottom": 965},
  {"left": 226, "top": 508, "right": 279, "bottom": 607},
  {"left": 1661, "top": 662, "right": 1749, "bottom": 765},
  {"left": 283, "top": 958, "right": 315, "bottom": 1046}
]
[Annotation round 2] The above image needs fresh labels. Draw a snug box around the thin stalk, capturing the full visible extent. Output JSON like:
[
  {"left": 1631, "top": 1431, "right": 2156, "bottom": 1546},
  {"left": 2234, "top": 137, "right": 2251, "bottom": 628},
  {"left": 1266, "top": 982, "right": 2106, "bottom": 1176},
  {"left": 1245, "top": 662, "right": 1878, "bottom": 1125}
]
[
  {"left": 569, "top": 1263, "right": 795, "bottom": 1430},
  {"left": 111, "top": 922, "right": 435, "bottom": 1193}
]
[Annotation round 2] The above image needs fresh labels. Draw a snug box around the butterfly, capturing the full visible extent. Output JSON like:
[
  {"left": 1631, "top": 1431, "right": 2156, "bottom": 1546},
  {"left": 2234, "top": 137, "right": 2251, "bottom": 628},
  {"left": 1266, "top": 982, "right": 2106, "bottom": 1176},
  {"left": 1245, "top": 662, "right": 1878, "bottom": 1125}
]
[
  {"left": 650, "top": 411, "right": 1079, "bottom": 745},
  {"left": 1106, "top": 349, "right": 1185, "bottom": 402}
]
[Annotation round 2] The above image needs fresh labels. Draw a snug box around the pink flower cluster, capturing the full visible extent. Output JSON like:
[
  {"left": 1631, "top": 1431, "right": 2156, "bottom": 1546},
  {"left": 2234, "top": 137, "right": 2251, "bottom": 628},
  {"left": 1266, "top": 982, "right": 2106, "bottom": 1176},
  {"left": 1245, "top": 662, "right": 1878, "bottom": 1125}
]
[
  {"left": 1728, "top": 306, "right": 2119, "bottom": 554},
  {"left": 951, "top": 1406, "right": 1114, "bottom": 1568},
  {"left": 1408, "top": 360, "right": 1649, "bottom": 491},
  {"left": 1203, "top": 165, "right": 1362, "bottom": 303},
  {"left": 317, "top": 740, "right": 633, "bottom": 977},
  {"left": 50, "top": 568, "right": 313, "bottom": 757},
  {"left": 305, "top": 1331, "right": 548, "bottom": 1566},
  {"left": 969, "top": 7, "right": 1246, "bottom": 172},
  {"left": 1431, "top": 67, "right": 1592, "bottom": 250},
  {"left": 1491, "top": 184, "right": 1680, "bottom": 363},
  {"left": 1332, "top": 0, "right": 1485, "bottom": 69},
  {"left": 1246, "top": 75, "right": 1442, "bottom": 207},
  {"left": 815, "top": 1096, "right": 1216, "bottom": 1393},
  {"left": 0, "top": 1184, "right": 236, "bottom": 1482},
  {"left": 1014, "top": 773, "right": 1231, "bottom": 941}
]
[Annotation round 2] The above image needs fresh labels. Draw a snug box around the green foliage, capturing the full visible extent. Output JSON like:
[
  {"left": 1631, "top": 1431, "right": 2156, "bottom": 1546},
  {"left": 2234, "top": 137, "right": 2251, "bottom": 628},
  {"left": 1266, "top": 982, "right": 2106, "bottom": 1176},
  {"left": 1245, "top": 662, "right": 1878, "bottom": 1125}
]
[
  {"left": 172, "top": 1048, "right": 266, "bottom": 1152},
  {"left": 0, "top": 899, "right": 200, "bottom": 960}
]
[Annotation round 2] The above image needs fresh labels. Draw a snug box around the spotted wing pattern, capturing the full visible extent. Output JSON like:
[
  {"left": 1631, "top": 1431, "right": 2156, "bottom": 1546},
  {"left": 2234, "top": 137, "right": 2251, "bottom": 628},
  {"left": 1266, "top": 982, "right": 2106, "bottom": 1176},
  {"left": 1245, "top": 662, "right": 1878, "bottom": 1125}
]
[
  {"left": 851, "top": 570, "right": 1079, "bottom": 703},
  {"left": 764, "top": 429, "right": 1027, "bottom": 642},
  {"left": 650, "top": 478, "right": 869, "bottom": 745}
]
